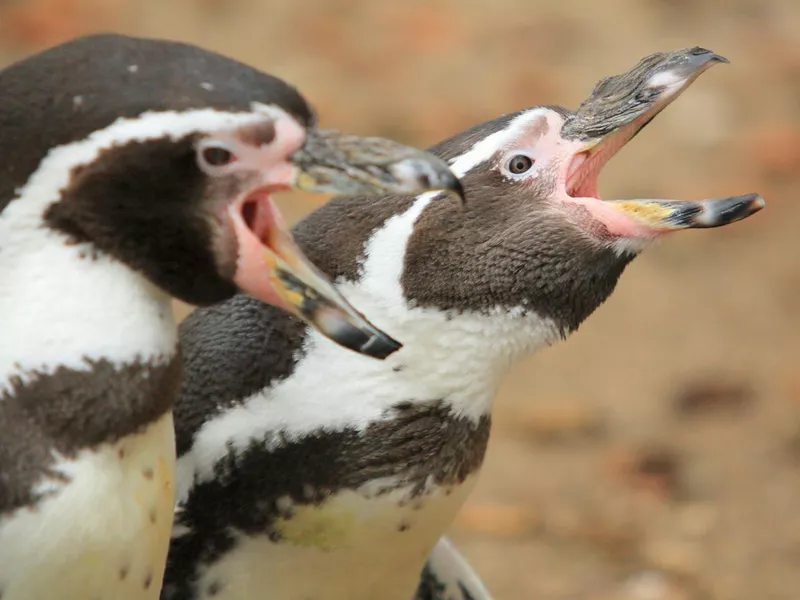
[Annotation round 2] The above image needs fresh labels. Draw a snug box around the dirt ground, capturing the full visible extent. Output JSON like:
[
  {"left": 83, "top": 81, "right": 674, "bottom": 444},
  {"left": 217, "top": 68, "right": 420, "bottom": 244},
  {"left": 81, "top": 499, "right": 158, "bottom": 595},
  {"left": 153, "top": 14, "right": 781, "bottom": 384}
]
[{"left": 2, "top": 1, "right": 799, "bottom": 598}]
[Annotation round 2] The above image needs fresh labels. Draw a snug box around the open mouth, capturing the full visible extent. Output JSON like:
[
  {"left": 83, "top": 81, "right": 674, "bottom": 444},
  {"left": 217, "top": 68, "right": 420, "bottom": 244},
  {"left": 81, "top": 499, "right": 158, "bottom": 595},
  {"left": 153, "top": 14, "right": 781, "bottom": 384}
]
[
  {"left": 552, "top": 46, "right": 765, "bottom": 242},
  {"left": 564, "top": 109, "right": 659, "bottom": 203},
  {"left": 238, "top": 190, "right": 283, "bottom": 253},
  {"left": 559, "top": 108, "right": 763, "bottom": 242},
  {"left": 565, "top": 148, "right": 605, "bottom": 201},
  {"left": 226, "top": 188, "right": 402, "bottom": 359},
  {"left": 560, "top": 128, "right": 764, "bottom": 243}
]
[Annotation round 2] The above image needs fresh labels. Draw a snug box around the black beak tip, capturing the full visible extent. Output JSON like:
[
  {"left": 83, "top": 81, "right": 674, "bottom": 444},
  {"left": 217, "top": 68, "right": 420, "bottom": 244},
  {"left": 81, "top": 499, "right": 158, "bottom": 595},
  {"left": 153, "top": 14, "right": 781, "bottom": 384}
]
[
  {"left": 739, "top": 192, "right": 766, "bottom": 213},
  {"left": 361, "top": 332, "right": 403, "bottom": 359},
  {"left": 691, "top": 192, "right": 765, "bottom": 228},
  {"left": 450, "top": 177, "right": 467, "bottom": 205},
  {"left": 325, "top": 320, "right": 403, "bottom": 360},
  {"left": 688, "top": 46, "right": 730, "bottom": 66},
  {"left": 715, "top": 192, "right": 765, "bottom": 225}
]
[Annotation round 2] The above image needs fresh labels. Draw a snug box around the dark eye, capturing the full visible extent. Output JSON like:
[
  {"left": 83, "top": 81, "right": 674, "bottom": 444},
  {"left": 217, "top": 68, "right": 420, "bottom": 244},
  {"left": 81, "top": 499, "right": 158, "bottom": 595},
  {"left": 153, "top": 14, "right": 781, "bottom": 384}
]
[
  {"left": 200, "top": 145, "right": 236, "bottom": 167},
  {"left": 508, "top": 155, "right": 534, "bottom": 174}
]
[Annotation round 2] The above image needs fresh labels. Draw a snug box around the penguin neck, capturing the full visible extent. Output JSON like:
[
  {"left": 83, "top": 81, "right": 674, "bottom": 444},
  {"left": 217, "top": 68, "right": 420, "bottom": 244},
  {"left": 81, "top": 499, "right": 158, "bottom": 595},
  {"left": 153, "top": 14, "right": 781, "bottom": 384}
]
[
  {"left": 310, "top": 190, "right": 561, "bottom": 419},
  {"left": 0, "top": 192, "right": 177, "bottom": 393},
  {"left": 226, "top": 191, "right": 563, "bottom": 440},
  {"left": 178, "top": 193, "right": 561, "bottom": 498}
]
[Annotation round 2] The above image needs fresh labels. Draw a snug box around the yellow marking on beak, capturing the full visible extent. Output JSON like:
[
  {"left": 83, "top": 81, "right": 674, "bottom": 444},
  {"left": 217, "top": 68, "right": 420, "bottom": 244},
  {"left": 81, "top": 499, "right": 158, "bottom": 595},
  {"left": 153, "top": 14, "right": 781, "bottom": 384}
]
[
  {"left": 263, "top": 250, "right": 307, "bottom": 308},
  {"left": 295, "top": 171, "right": 319, "bottom": 190},
  {"left": 579, "top": 138, "right": 602, "bottom": 152},
  {"left": 279, "top": 287, "right": 306, "bottom": 308},
  {"left": 611, "top": 201, "right": 675, "bottom": 222}
]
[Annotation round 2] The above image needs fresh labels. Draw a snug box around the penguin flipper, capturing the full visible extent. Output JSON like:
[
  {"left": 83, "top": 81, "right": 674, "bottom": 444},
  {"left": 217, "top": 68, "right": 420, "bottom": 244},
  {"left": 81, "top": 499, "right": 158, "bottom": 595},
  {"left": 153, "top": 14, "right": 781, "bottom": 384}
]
[{"left": 415, "top": 537, "right": 494, "bottom": 600}]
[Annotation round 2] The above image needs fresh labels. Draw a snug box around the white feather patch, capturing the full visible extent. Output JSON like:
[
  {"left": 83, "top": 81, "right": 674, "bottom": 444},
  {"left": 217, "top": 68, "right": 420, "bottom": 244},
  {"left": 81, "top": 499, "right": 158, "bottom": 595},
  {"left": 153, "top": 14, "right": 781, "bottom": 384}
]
[
  {"left": 179, "top": 108, "right": 560, "bottom": 495},
  {"left": 0, "top": 105, "right": 296, "bottom": 393}
]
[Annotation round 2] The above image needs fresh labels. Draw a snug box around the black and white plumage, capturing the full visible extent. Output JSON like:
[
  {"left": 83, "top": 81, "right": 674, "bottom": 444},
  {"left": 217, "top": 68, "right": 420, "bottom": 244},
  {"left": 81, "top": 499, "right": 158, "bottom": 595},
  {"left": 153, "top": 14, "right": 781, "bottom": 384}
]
[
  {"left": 165, "top": 48, "right": 764, "bottom": 600},
  {"left": 0, "top": 33, "right": 463, "bottom": 600}
]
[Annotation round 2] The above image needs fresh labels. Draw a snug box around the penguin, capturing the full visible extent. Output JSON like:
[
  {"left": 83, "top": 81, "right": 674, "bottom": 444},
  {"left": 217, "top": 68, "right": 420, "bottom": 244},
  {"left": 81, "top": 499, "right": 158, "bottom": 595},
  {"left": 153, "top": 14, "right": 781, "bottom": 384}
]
[
  {"left": 0, "top": 33, "right": 463, "bottom": 600},
  {"left": 165, "top": 48, "right": 765, "bottom": 600}
]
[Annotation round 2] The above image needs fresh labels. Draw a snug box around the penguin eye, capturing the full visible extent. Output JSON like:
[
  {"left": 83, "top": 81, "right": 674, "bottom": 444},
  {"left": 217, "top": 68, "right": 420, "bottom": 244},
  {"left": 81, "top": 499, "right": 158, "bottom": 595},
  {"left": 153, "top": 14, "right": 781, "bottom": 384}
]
[
  {"left": 197, "top": 142, "right": 238, "bottom": 170},
  {"left": 508, "top": 155, "right": 534, "bottom": 174}
]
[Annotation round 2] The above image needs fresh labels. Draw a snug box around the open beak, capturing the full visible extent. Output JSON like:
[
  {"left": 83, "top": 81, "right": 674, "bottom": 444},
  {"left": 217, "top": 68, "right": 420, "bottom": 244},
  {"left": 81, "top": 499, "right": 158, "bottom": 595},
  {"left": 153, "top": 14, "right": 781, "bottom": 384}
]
[
  {"left": 561, "top": 47, "right": 764, "bottom": 240},
  {"left": 290, "top": 129, "right": 465, "bottom": 202},
  {"left": 229, "top": 192, "right": 400, "bottom": 359},
  {"left": 604, "top": 194, "right": 764, "bottom": 231},
  {"left": 227, "top": 129, "right": 464, "bottom": 360}
]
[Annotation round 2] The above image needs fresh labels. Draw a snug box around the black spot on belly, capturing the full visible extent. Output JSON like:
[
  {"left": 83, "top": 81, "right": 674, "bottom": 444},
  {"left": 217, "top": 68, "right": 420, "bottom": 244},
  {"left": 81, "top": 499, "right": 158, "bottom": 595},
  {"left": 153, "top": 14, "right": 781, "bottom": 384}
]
[
  {"left": 144, "top": 571, "right": 153, "bottom": 590},
  {"left": 119, "top": 565, "right": 129, "bottom": 581},
  {"left": 206, "top": 581, "right": 222, "bottom": 596}
]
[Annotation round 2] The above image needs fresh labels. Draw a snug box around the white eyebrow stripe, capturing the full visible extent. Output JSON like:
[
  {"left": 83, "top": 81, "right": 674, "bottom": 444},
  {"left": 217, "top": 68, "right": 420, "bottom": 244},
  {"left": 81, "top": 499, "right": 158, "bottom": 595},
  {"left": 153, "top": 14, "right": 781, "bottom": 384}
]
[{"left": 448, "top": 108, "right": 553, "bottom": 176}]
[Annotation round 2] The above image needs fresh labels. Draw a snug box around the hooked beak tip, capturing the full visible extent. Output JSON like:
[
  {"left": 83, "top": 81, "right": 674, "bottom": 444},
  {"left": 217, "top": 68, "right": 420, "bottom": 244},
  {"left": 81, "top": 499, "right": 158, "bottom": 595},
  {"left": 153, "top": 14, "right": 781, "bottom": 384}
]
[
  {"left": 604, "top": 192, "right": 766, "bottom": 234},
  {"left": 697, "top": 192, "right": 765, "bottom": 227},
  {"left": 450, "top": 177, "right": 467, "bottom": 204},
  {"left": 748, "top": 193, "right": 766, "bottom": 210},
  {"left": 324, "top": 319, "right": 403, "bottom": 359},
  {"left": 688, "top": 46, "right": 729, "bottom": 64},
  {"left": 268, "top": 256, "right": 404, "bottom": 360},
  {"left": 229, "top": 194, "right": 403, "bottom": 360},
  {"left": 686, "top": 48, "right": 730, "bottom": 74}
]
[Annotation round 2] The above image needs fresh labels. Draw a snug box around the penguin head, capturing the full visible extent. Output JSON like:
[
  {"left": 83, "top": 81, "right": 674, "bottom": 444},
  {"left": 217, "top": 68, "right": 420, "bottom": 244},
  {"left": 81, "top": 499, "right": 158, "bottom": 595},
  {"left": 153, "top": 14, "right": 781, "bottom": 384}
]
[
  {"left": 391, "top": 47, "right": 763, "bottom": 335},
  {"left": 1, "top": 34, "right": 463, "bottom": 358}
]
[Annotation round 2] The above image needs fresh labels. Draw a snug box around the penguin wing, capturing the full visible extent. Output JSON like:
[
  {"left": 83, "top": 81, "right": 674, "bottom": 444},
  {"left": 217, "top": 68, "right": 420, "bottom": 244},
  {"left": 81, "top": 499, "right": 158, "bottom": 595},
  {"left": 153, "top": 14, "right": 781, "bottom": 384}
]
[
  {"left": 173, "top": 293, "right": 308, "bottom": 458},
  {"left": 416, "top": 537, "right": 494, "bottom": 600}
]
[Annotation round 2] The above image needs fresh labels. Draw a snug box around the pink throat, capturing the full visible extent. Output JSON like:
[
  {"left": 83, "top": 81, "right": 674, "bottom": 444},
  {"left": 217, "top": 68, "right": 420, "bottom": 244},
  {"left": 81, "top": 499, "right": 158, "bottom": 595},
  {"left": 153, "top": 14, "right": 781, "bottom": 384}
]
[
  {"left": 226, "top": 187, "right": 292, "bottom": 308},
  {"left": 564, "top": 130, "right": 633, "bottom": 200},
  {"left": 559, "top": 133, "right": 663, "bottom": 242}
]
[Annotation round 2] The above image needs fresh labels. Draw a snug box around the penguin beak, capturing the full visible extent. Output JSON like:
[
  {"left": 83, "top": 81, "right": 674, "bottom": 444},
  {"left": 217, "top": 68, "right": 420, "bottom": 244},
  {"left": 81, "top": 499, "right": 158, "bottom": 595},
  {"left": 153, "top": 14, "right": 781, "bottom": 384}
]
[
  {"left": 227, "top": 190, "right": 401, "bottom": 359},
  {"left": 559, "top": 47, "right": 764, "bottom": 241},
  {"left": 220, "top": 125, "right": 465, "bottom": 360},
  {"left": 289, "top": 129, "right": 466, "bottom": 202}
]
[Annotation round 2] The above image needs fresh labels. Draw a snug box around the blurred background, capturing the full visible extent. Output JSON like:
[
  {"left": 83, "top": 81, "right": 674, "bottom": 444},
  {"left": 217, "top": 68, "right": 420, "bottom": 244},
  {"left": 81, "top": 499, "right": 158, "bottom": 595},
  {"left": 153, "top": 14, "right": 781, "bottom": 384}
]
[{"left": 1, "top": 0, "right": 798, "bottom": 598}]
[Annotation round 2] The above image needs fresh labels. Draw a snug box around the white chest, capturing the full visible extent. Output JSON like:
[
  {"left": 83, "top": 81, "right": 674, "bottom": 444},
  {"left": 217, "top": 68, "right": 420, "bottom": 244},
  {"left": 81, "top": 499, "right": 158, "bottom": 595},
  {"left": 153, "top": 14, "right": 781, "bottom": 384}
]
[
  {"left": 0, "top": 412, "right": 177, "bottom": 600},
  {"left": 175, "top": 192, "right": 561, "bottom": 600},
  {"left": 0, "top": 209, "right": 179, "bottom": 599},
  {"left": 190, "top": 476, "right": 479, "bottom": 600}
]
